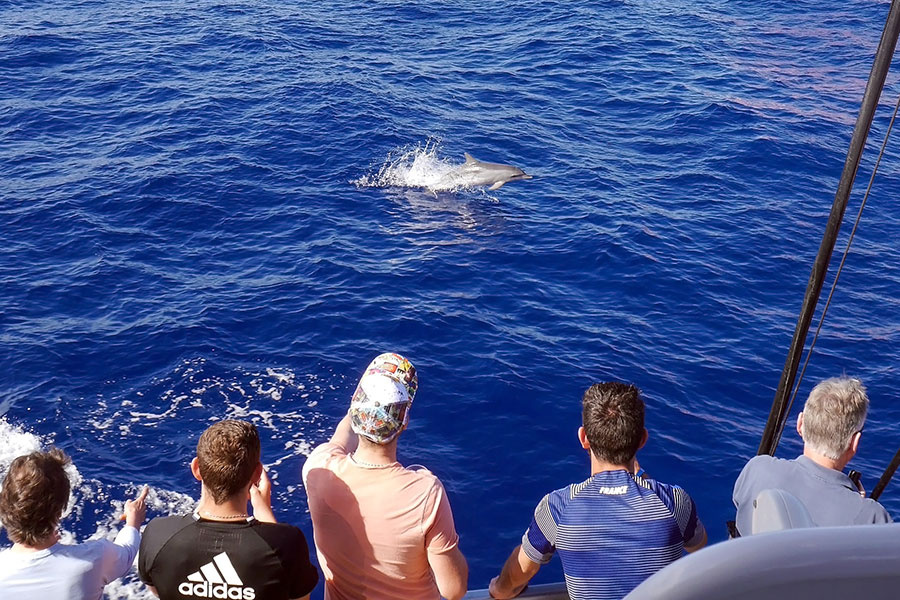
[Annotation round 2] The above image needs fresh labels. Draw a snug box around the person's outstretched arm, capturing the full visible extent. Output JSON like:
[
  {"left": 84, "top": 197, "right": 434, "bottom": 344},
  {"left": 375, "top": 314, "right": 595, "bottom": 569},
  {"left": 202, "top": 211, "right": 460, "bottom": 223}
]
[
  {"left": 428, "top": 546, "right": 468, "bottom": 600},
  {"left": 328, "top": 413, "right": 358, "bottom": 453},
  {"left": 684, "top": 520, "right": 708, "bottom": 552},
  {"left": 101, "top": 486, "right": 149, "bottom": 585},
  {"left": 250, "top": 465, "right": 277, "bottom": 523},
  {"left": 489, "top": 545, "right": 540, "bottom": 599}
]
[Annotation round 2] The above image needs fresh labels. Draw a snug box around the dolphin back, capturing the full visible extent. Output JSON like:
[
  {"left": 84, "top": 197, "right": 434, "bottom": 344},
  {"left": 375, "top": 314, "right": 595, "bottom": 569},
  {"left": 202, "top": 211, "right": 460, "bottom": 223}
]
[{"left": 463, "top": 152, "right": 478, "bottom": 164}]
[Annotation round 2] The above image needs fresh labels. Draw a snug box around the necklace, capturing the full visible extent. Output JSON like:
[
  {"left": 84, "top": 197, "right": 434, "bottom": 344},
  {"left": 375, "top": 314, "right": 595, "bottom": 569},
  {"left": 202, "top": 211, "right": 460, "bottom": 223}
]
[
  {"left": 199, "top": 510, "right": 249, "bottom": 520},
  {"left": 351, "top": 454, "right": 394, "bottom": 468}
]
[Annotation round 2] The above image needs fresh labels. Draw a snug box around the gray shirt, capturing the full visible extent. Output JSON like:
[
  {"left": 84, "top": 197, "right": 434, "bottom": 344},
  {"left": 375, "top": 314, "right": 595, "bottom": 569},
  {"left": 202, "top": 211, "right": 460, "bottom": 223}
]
[{"left": 733, "top": 455, "right": 892, "bottom": 536}]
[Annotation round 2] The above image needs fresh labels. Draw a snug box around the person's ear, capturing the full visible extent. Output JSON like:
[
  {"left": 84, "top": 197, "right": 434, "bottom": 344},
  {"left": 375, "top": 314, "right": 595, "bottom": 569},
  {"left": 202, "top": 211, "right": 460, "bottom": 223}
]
[
  {"left": 190, "top": 457, "right": 202, "bottom": 482},
  {"left": 797, "top": 412, "right": 804, "bottom": 438},
  {"left": 849, "top": 431, "right": 862, "bottom": 455},
  {"left": 638, "top": 428, "right": 649, "bottom": 451},
  {"left": 252, "top": 462, "right": 263, "bottom": 485},
  {"left": 578, "top": 426, "right": 590, "bottom": 450}
]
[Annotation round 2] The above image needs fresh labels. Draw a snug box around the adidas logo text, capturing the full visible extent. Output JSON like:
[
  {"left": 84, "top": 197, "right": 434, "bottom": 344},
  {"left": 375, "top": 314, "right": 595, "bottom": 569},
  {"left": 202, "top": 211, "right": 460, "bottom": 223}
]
[
  {"left": 178, "top": 581, "right": 255, "bottom": 599},
  {"left": 178, "top": 552, "right": 256, "bottom": 600}
]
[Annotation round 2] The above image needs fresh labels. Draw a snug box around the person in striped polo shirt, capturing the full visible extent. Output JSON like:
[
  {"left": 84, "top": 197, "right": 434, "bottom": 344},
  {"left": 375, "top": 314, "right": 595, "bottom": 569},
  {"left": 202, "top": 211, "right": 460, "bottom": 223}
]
[{"left": 489, "top": 382, "right": 707, "bottom": 600}]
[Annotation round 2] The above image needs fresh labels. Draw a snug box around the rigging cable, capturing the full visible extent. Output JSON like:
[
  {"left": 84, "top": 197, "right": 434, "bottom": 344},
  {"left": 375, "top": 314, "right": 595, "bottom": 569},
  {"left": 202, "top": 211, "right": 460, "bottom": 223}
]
[
  {"left": 771, "top": 91, "right": 900, "bottom": 450},
  {"left": 757, "top": 0, "right": 900, "bottom": 457},
  {"left": 871, "top": 447, "right": 900, "bottom": 501}
]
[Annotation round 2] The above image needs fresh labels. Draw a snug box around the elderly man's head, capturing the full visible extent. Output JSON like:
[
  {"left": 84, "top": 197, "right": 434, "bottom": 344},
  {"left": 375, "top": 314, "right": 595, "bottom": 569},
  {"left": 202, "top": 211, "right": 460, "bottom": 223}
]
[{"left": 800, "top": 377, "right": 868, "bottom": 460}]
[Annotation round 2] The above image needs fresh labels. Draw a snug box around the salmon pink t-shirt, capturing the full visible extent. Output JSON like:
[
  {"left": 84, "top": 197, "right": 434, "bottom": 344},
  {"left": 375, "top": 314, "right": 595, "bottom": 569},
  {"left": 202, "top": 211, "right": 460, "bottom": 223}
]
[{"left": 302, "top": 442, "right": 460, "bottom": 600}]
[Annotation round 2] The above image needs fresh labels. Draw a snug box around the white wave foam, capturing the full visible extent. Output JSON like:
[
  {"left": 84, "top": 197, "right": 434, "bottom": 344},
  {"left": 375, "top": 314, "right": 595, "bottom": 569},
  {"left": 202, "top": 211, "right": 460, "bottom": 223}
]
[
  {"left": 103, "top": 577, "right": 156, "bottom": 600},
  {"left": 0, "top": 419, "right": 42, "bottom": 475},
  {"left": 352, "top": 138, "right": 467, "bottom": 192}
]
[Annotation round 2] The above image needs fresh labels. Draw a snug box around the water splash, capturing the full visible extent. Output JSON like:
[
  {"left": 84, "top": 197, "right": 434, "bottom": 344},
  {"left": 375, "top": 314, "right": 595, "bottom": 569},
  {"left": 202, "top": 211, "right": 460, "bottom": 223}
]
[
  {"left": 353, "top": 138, "right": 471, "bottom": 192},
  {"left": 0, "top": 419, "right": 42, "bottom": 475}
]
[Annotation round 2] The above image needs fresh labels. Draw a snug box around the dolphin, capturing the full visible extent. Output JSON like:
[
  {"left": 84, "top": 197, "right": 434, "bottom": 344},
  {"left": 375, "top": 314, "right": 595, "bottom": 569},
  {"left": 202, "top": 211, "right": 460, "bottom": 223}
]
[{"left": 437, "top": 153, "right": 533, "bottom": 191}]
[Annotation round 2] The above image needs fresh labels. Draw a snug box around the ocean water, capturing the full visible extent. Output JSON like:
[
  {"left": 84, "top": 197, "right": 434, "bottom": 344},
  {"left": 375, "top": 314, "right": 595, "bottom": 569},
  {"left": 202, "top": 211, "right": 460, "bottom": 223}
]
[{"left": 3, "top": 0, "right": 900, "bottom": 596}]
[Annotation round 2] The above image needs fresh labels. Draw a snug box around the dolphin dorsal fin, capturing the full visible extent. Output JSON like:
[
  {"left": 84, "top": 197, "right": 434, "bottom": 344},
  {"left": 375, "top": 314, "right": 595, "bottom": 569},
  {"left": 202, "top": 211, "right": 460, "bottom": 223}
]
[{"left": 464, "top": 152, "right": 477, "bottom": 164}]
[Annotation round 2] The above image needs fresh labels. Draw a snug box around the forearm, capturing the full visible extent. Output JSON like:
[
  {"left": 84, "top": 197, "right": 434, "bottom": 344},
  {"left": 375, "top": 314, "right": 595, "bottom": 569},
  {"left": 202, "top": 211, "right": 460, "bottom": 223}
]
[
  {"left": 490, "top": 545, "right": 540, "bottom": 599},
  {"left": 113, "top": 525, "right": 141, "bottom": 556},
  {"left": 106, "top": 526, "right": 141, "bottom": 580},
  {"left": 684, "top": 520, "right": 708, "bottom": 553},
  {"left": 250, "top": 464, "right": 278, "bottom": 523},
  {"left": 429, "top": 546, "right": 468, "bottom": 600},
  {"left": 253, "top": 504, "right": 277, "bottom": 523},
  {"left": 329, "top": 414, "right": 358, "bottom": 453}
]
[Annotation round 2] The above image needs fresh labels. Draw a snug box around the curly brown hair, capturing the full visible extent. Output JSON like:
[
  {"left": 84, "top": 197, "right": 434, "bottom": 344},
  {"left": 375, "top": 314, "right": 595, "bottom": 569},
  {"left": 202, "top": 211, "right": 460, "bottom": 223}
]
[
  {"left": 197, "top": 420, "right": 261, "bottom": 504},
  {"left": 0, "top": 448, "right": 71, "bottom": 546},
  {"left": 582, "top": 382, "right": 645, "bottom": 466}
]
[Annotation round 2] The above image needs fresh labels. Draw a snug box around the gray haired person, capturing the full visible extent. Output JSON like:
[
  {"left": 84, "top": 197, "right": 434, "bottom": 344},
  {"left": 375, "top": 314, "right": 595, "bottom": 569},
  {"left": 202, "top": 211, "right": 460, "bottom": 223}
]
[{"left": 733, "top": 376, "right": 892, "bottom": 535}]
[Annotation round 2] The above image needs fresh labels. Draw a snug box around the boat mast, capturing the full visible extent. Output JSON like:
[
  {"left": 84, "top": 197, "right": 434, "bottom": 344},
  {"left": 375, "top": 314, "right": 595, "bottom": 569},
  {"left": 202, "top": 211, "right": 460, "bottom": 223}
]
[{"left": 758, "top": 0, "right": 900, "bottom": 456}]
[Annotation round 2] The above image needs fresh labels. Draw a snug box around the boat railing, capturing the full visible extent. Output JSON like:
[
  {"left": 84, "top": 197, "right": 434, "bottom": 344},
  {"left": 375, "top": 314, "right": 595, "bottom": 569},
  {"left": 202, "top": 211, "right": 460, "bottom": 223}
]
[{"left": 462, "top": 582, "right": 569, "bottom": 600}]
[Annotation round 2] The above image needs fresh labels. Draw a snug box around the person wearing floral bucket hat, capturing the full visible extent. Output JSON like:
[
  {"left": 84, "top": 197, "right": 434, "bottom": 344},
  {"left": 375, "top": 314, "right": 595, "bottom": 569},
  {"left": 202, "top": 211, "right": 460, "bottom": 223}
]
[{"left": 302, "top": 353, "right": 468, "bottom": 600}]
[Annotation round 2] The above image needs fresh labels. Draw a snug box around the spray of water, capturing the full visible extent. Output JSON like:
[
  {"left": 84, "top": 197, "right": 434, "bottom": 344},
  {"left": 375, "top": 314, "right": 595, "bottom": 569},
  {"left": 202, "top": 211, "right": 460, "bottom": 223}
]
[{"left": 352, "top": 138, "right": 472, "bottom": 192}]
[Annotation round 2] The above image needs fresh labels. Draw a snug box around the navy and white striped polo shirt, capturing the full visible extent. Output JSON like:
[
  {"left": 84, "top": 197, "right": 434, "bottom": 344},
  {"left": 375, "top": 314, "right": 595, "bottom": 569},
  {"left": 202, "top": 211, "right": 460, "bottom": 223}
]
[{"left": 522, "top": 470, "right": 701, "bottom": 600}]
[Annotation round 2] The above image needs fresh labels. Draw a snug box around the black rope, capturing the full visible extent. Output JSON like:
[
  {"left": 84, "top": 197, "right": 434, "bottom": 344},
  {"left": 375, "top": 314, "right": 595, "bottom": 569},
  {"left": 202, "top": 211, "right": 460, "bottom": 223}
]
[{"left": 771, "top": 92, "right": 900, "bottom": 450}]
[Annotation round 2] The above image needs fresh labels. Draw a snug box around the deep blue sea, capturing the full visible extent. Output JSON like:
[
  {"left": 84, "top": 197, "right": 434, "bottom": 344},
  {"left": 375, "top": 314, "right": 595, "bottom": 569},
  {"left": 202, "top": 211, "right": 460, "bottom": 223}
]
[{"left": 3, "top": 0, "right": 900, "bottom": 597}]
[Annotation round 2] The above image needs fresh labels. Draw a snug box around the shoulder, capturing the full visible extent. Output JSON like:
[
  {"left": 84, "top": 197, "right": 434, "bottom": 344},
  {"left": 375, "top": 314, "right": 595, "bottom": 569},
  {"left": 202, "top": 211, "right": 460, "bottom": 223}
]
[
  {"left": 302, "top": 442, "right": 348, "bottom": 477},
  {"left": 396, "top": 465, "right": 451, "bottom": 512},
  {"left": 47, "top": 541, "right": 109, "bottom": 563},
  {"left": 247, "top": 522, "right": 314, "bottom": 568},
  {"left": 855, "top": 498, "right": 893, "bottom": 524},
  {"left": 57, "top": 533, "right": 138, "bottom": 568},
  {"left": 638, "top": 477, "right": 701, "bottom": 540},
  {"left": 741, "top": 454, "right": 785, "bottom": 474},
  {"left": 144, "top": 514, "right": 194, "bottom": 536},
  {"left": 404, "top": 463, "right": 443, "bottom": 487},
  {"left": 638, "top": 476, "right": 681, "bottom": 496},
  {"left": 248, "top": 523, "right": 318, "bottom": 595},
  {"left": 364, "top": 462, "right": 448, "bottom": 498},
  {"left": 250, "top": 520, "right": 308, "bottom": 545},
  {"left": 140, "top": 514, "right": 195, "bottom": 556},
  {"left": 735, "top": 455, "right": 791, "bottom": 493},
  {"left": 536, "top": 479, "right": 589, "bottom": 516},
  {"left": 640, "top": 477, "right": 696, "bottom": 509},
  {"left": 307, "top": 442, "right": 347, "bottom": 462}
]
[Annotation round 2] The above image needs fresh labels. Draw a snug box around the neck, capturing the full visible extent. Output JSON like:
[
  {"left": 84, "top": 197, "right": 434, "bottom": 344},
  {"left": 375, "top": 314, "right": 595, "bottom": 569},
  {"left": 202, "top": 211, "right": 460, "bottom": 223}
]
[
  {"left": 197, "top": 490, "right": 250, "bottom": 521},
  {"left": 589, "top": 453, "right": 636, "bottom": 476},
  {"left": 353, "top": 438, "right": 398, "bottom": 465},
  {"left": 803, "top": 447, "right": 850, "bottom": 471},
  {"left": 12, "top": 532, "right": 58, "bottom": 553}
]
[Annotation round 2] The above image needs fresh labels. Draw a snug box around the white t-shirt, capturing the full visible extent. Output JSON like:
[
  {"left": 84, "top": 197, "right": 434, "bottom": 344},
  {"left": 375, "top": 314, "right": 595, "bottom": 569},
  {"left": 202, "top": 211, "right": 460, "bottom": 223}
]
[{"left": 0, "top": 525, "right": 140, "bottom": 600}]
